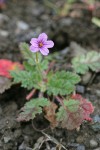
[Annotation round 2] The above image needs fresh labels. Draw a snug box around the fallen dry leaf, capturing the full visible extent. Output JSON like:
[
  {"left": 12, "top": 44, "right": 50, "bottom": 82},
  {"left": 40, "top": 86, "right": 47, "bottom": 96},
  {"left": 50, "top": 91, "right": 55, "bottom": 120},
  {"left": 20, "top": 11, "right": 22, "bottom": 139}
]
[
  {"left": 44, "top": 102, "right": 58, "bottom": 128},
  {"left": 0, "top": 59, "right": 23, "bottom": 78}
]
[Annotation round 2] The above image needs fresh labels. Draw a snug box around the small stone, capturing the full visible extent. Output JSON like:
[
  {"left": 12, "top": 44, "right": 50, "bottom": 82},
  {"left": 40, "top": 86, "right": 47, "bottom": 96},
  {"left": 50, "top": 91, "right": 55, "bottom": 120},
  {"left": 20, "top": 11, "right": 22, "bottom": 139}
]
[
  {"left": 76, "top": 136, "right": 84, "bottom": 143},
  {"left": 19, "top": 143, "right": 32, "bottom": 150},
  {"left": 68, "top": 143, "right": 79, "bottom": 147},
  {"left": 0, "top": 14, "right": 9, "bottom": 25},
  {"left": 90, "top": 139, "right": 98, "bottom": 148},
  {"left": 17, "top": 21, "right": 29, "bottom": 30},
  {"left": 32, "top": 7, "right": 44, "bottom": 16},
  {"left": 93, "top": 148, "right": 100, "bottom": 150},
  {"left": 0, "top": 105, "right": 2, "bottom": 115},
  {"left": 4, "top": 101, "right": 17, "bottom": 115},
  {"left": 14, "top": 129, "right": 22, "bottom": 138},
  {"left": 4, "top": 136, "right": 11, "bottom": 143},
  {"left": 76, "top": 85, "right": 85, "bottom": 94},
  {"left": 26, "top": 147, "right": 32, "bottom": 150},
  {"left": 77, "top": 145, "right": 85, "bottom": 150},
  {"left": 95, "top": 89, "right": 100, "bottom": 97},
  {"left": 0, "top": 30, "right": 9, "bottom": 37},
  {"left": 60, "top": 18, "right": 72, "bottom": 26},
  {"left": 23, "top": 125, "right": 35, "bottom": 135},
  {"left": 93, "top": 115, "right": 100, "bottom": 123},
  {"left": 82, "top": 72, "right": 92, "bottom": 85},
  {"left": 0, "top": 140, "right": 3, "bottom": 147},
  {"left": 96, "top": 134, "right": 100, "bottom": 142},
  {"left": 51, "top": 148, "right": 56, "bottom": 150},
  {"left": 24, "top": 135, "right": 30, "bottom": 143},
  {"left": 91, "top": 122, "right": 100, "bottom": 132},
  {"left": 18, "top": 142, "right": 26, "bottom": 150}
]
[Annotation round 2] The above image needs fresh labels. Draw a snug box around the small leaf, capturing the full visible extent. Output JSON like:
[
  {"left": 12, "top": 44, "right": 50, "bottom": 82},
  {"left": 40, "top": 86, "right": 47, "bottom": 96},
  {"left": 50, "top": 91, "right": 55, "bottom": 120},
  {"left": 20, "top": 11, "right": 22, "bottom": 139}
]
[
  {"left": 10, "top": 69, "right": 41, "bottom": 90},
  {"left": 17, "top": 98, "right": 49, "bottom": 122},
  {"left": 72, "top": 51, "right": 100, "bottom": 74},
  {"left": 47, "top": 71, "right": 80, "bottom": 95},
  {"left": 0, "top": 76, "right": 12, "bottom": 93}
]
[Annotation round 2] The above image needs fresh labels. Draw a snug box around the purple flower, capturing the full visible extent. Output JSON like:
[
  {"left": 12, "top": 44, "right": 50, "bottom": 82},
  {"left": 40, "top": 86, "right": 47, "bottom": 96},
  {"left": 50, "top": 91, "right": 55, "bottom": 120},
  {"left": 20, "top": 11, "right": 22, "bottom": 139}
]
[
  {"left": 30, "top": 33, "right": 54, "bottom": 56},
  {"left": 0, "top": 0, "right": 5, "bottom": 4}
]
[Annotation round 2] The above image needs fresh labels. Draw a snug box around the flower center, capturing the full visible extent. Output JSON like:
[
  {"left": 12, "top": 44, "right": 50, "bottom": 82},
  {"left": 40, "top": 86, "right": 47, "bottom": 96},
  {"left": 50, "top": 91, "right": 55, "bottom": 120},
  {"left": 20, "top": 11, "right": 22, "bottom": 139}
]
[{"left": 38, "top": 42, "right": 43, "bottom": 48}]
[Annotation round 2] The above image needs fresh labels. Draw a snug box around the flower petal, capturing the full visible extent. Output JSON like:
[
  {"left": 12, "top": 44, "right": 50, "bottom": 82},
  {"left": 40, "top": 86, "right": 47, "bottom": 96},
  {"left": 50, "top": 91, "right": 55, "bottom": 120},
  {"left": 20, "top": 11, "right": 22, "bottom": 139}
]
[
  {"left": 30, "top": 38, "right": 38, "bottom": 47},
  {"left": 38, "top": 33, "right": 48, "bottom": 41},
  {"left": 45, "top": 40, "right": 54, "bottom": 48},
  {"left": 40, "top": 47, "right": 49, "bottom": 56},
  {"left": 30, "top": 45, "right": 39, "bottom": 52}
]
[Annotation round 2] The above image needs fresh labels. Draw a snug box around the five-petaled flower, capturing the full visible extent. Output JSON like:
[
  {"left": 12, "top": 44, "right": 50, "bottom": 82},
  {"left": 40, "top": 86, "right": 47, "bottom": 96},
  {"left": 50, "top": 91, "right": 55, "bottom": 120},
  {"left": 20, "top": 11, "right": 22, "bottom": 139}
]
[{"left": 30, "top": 33, "right": 54, "bottom": 56}]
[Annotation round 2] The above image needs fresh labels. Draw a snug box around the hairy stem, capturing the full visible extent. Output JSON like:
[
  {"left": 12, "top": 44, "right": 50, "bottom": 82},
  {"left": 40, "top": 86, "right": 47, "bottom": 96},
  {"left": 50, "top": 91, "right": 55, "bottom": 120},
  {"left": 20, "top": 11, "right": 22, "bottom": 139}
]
[{"left": 35, "top": 53, "right": 44, "bottom": 80}]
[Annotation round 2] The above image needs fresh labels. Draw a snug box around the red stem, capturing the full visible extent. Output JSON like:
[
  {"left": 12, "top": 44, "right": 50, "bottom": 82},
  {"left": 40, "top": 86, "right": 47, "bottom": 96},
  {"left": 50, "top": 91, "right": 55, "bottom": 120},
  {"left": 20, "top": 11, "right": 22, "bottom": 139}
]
[{"left": 26, "top": 89, "right": 36, "bottom": 100}]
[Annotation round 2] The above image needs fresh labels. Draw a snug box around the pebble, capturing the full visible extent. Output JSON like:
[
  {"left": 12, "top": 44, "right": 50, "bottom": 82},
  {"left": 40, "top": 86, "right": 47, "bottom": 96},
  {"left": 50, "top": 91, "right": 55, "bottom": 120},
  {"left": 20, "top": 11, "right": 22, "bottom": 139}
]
[
  {"left": 23, "top": 125, "right": 35, "bottom": 135},
  {"left": 90, "top": 139, "right": 98, "bottom": 148},
  {"left": 68, "top": 143, "right": 79, "bottom": 147},
  {"left": 77, "top": 145, "right": 85, "bottom": 150},
  {"left": 4, "top": 136, "right": 11, "bottom": 143},
  {"left": 60, "top": 18, "right": 72, "bottom": 26},
  {"left": 93, "top": 115, "right": 100, "bottom": 123},
  {"left": 82, "top": 72, "right": 92, "bottom": 85},
  {"left": 18, "top": 141, "right": 26, "bottom": 150},
  {"left": 0, "top": 30, "right": 9, "bottom": 37},
  {"left": 17, "top": 21, "right": 29, "bottom": 30},
  {"left": 95, "top": 89, "right": 100, "bottom": 97},
  {"left": 76, "top": 136, "right": 84, "bottom": 143},
  {"left": 0, "top": 13, "right": 9, "bottom": 25},
  {"left": 18, "top": 141, "right": 32, "bottom": 150},
  {"left": 76, "top": 85, "right": 85, "bottom": 94},
  {"left": 93, "top": 148, "right": 100, "bottom": 150},
  {"left": 14, "top": 129, "right": 22, "bottom": 138},
  {"left": 51, "top": 148, "right": 56, "bottom": 150},
  {"left": 91, "top": 122, "right": 100, "bottom": 132},
  {"left": 4, "top": 101, "right": 17, "bottom": 115},
  {"left": 96, "top": 134, "right": 100, "bottom": 142},
  {"left": 0, "top": 105, "right": 2, "bottom": 115},
  {"left": 32, "top": 7, "right": 44, "bottom": 16}
]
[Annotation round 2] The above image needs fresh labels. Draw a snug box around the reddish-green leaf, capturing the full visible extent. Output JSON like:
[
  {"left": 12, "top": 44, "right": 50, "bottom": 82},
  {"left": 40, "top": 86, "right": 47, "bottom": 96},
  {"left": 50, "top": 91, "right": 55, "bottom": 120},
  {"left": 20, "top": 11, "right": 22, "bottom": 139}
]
[
  {"left": 71, "top": 94, "right": 94, "bottom": 121},
  {"left": 56, "top": 94, "right": 94, "bottom": 130}
]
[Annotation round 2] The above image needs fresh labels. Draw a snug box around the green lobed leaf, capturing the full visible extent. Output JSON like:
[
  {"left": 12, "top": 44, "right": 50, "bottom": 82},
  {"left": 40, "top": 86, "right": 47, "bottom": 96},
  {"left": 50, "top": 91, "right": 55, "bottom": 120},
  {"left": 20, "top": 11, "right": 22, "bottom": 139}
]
[
  {"left": 72, "top": 51, "right": 100, "bottom": 74},
  {"left": 10, "top": 69, "right": 41, "bottom": 90},
  {"left": 47, "top": 71, "right": 80, "bottom": 96},
  {"left": 17, "top": 98, "right": 49, "bottom": 121}
]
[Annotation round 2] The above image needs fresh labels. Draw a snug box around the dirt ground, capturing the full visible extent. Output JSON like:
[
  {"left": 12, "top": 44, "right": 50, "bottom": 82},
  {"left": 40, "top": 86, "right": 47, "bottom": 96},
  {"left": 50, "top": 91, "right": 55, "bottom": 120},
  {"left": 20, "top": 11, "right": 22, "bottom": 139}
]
[{"left": 0, "top": 0, "right": 100, "bottom": 150}]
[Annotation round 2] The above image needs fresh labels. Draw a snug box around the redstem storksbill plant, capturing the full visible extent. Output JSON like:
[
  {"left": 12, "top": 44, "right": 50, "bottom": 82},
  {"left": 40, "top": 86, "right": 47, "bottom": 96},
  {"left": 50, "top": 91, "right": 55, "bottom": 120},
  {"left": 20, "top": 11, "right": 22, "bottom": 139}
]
[{"left": 11, "top": 33, "right": 94, "bottom": 130}]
